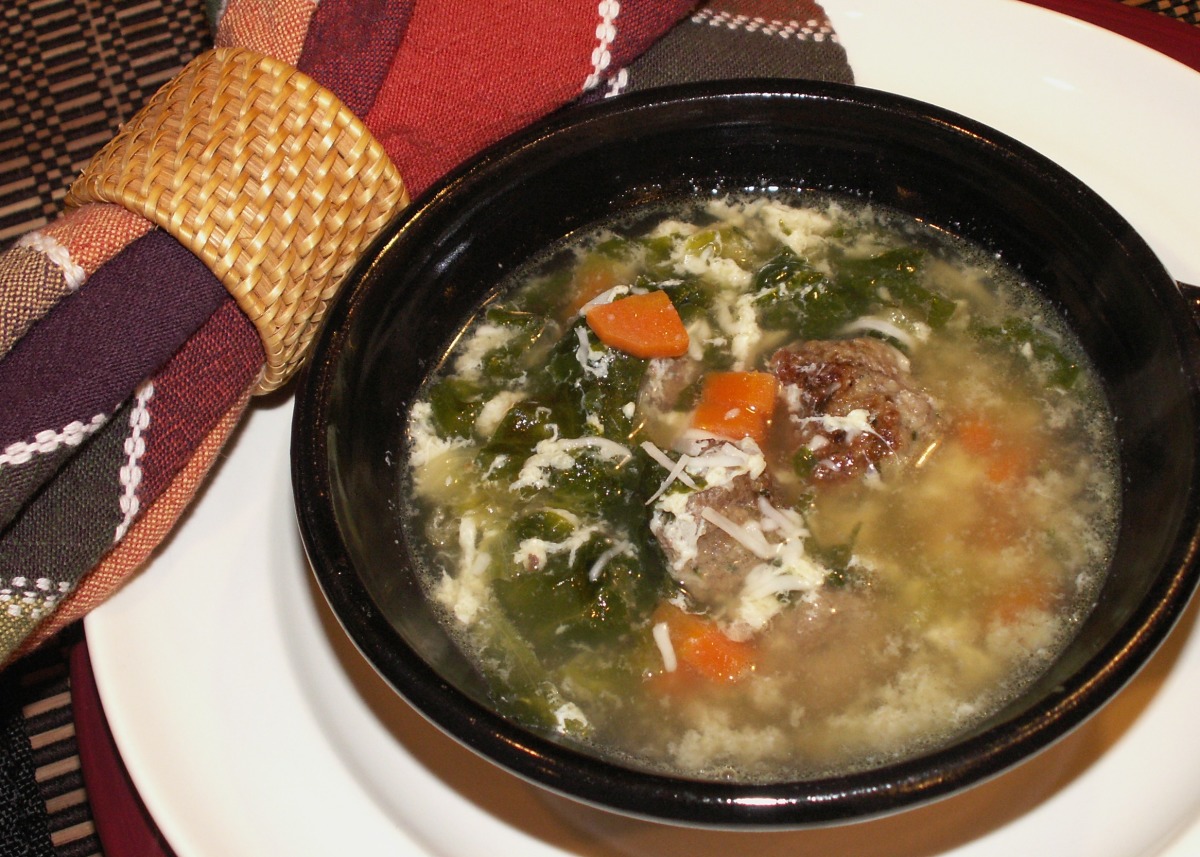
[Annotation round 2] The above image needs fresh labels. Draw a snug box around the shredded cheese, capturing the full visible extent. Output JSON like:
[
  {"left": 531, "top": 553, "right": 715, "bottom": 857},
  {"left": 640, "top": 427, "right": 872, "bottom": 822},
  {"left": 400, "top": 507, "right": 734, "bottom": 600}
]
[
  {"left": 840, "top": 316, "right": 918, "bottom": 350},
  {"left": 700, "top": 506, "right": 775, "bottom": 560},
  {"left": 756, "top": 496, "right": 808, "bottom": 540},
  {"left": 797, "top": 408, "right": 885, "bottom": 444},
  {"left": 653, "top": 621, "right": 678, "bottom": 672},
  {"left": 641, "top": 440, "right": 698, "bottom": 504}
]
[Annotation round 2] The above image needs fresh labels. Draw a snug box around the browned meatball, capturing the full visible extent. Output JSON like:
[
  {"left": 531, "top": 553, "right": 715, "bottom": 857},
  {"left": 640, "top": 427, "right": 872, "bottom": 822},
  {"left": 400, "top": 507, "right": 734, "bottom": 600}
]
[
  {"left": 770, "top": 337, "right": 940, "bottom": 482},
  {"left": 649, "top": 438, "right": 777, "bottom": 611}
]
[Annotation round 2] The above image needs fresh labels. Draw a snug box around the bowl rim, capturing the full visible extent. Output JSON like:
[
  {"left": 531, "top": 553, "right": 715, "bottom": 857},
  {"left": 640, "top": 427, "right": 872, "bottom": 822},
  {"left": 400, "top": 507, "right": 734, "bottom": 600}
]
[{"left": 292, "top": 78, "right": 1200, "bottom": 828}]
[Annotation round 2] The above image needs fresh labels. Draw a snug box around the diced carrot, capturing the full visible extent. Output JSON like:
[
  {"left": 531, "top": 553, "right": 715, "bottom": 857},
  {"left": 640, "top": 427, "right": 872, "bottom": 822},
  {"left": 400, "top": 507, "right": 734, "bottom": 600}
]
[
  {"left": 956, "top": 416, "right": 997, "bottom": 455},
  {"left": 566, "top": 255, "right": 625, "bottom": 315},
  {"left": 956, "top": 413, "right": 1035, "bottom": 483},
  {"left": 645, "top": 667, "right": 692, "bottom": 697},
  {"left": 986, "top": 443, "right": 1035, "bottom": 483},
  {"left": 989, "top": 576, "right": 1053, "bottom": 625},
  {"left": 585, "top": 290, "right": 689, "bottom": 358},
  {"left": 650, "top": 604, "right": 755, "bottom": 685},
  {"left": 690, "top": 371, "right": 778, "bottom": 446}
]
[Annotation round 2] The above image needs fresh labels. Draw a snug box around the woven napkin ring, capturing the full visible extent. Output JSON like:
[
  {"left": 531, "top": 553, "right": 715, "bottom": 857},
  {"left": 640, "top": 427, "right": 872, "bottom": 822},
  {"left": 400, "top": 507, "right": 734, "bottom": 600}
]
[{"left": 65, "top": 47, "right": 409, "bottom": 393}]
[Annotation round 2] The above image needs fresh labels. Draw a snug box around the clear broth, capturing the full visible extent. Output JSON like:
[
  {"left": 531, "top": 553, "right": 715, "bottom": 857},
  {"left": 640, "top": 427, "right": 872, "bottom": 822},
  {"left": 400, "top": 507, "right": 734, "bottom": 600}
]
[{"left": 403, "top": 194, "right": 1118, "bottom": 781}]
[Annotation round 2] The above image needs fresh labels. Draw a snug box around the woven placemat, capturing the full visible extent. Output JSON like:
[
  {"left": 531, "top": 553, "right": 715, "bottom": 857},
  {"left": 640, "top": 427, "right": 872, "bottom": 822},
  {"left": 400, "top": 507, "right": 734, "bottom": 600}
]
[
  {"left": 0, "top": 0, "right": 211, "bottom": 245},
  {"left": 1125, "top": 0, "right": 1200, "bottom": 26}
]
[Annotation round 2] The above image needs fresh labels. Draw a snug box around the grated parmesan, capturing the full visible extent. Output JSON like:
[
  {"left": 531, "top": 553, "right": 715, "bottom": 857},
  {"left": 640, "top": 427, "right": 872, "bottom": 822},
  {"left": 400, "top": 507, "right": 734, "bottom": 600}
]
[
  {"left": 652, "top": 621, "right": 678, "bottom": 672},
  {"left": 795, "top": 408, "right": 885, "bottom": 445}
]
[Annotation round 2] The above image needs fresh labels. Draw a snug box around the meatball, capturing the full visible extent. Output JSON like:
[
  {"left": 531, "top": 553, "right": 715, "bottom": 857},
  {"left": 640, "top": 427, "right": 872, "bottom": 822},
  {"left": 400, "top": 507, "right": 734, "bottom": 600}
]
[
  {"left": 649, "top": 438, "right": 778, "bottom": 611},
  {"left": 770, "top": 337, "right": 941, "bottom": 482}
]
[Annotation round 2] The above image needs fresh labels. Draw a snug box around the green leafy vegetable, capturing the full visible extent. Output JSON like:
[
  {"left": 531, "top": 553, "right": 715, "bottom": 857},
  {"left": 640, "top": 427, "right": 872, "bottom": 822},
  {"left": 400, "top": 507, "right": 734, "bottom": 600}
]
[
  {"left": 493, "top": 534, "right": 663, "bottom": 659},
  {"left": 477, "top": 398, "right": 570, "bottom": 480},
  {"left": 809, "top": 525, "right": 865, "bottom": 589},
  {"left": 476, "top": 307, "right": 548, "bottom": 382},
  {"left": 836, "top": 247, "right": 955, "bottom": 329},
  {"left": 752, "top": 252, "right": 830, "bottom": 332},
  {"left": 539, "top": 319, "right": 648, "bottom": 441},
  {"left": 971, "top": 316, "right": 1080, "bottom": 390},
  {"left": 426, "top": 377, "right": 483, "bottom": 439}
]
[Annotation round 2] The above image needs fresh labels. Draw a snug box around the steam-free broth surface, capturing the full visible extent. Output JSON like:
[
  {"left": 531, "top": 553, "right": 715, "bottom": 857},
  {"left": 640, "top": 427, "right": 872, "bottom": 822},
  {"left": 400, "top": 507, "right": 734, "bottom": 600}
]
[{"left": 404, "top": 195, "right": 1118, "bottom": 780}]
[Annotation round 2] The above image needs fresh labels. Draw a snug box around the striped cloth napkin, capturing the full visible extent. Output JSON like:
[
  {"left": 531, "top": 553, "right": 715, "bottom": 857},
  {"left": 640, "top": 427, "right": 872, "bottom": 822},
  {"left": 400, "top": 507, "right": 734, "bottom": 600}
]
[{"left": 0, "top": 0, "right": 850, "bottom": 663}]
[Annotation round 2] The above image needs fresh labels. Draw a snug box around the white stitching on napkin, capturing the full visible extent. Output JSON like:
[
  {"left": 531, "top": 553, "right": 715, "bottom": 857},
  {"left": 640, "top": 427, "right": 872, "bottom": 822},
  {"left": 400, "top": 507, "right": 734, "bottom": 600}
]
[
  {"left": 604, "top": 67, "right": 628, "bottom": 98},
  {"left": 0, "top": 576, "right": 72, "bottom": 620},
  {"left": 114, "top": 381, "right": 154, "bottom": 543},
  {"left": 0, "top": 414, "right": 107, "bottom": 469},
  {"left": 583, "top": 0, "right": 621, "bottom": 91},
  {"left": 690, "top": 9, "right": 839, "bottom": 43},
  {"left": 16, "top": 231, "right": 87, "bottom": 291}
]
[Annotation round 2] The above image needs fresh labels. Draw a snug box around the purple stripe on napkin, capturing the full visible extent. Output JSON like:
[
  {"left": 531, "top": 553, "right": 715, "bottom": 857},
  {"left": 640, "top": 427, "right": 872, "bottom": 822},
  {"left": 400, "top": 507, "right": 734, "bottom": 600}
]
[
  {"left": 0, "top": 231, "right": 225, "bottom": 449},
  {"left": 298, "top": 0, "right": 417, "bottom": 116}
]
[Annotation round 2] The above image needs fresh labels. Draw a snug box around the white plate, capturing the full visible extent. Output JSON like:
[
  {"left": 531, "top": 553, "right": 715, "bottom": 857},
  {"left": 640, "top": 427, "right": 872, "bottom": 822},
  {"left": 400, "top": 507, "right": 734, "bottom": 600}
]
[{"left": 86, "top": 2, "right": 1200, "bottom": 855}]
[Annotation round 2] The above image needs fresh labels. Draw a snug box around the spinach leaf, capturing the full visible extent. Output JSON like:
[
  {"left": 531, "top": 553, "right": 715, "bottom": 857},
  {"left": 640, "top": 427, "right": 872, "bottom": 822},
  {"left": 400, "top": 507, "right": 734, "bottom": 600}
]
[
  {"left": 426, "top": 377, "right": 483, "bottom": 439},
  {"left": 473, "top": 624, "right": 590, "bottom": 736},
  {"left": 538, "top": 319, "right": 648, "bottom": 441},
  {"left": 477, "top": 398, "right": 572, "bottom": 480},
  {"left": 493, "top": 533, "right": 664, "bottom": 660},
  {"left": 751, "top": 252, "right": 829, "bottom": 332},
  {"left": 655, "top": 276, "right": 712, "bottom": 324},
  {"left": 971, "top": 316, "right": 1080, "bottom": 390},
  {"left": 637, "top": 234, "right": 677, "bottom": 278},
  {"left": 475, "top": 306, "right": 548, "bottom": 382},
  {"left": 835, "top": 247, "right": 955, "bottom": 329},
  {"left": 684, "top": 225, "right": 758, "bottom": 268},
  {"left": 809, "top": 525, "right": 866, "bottom": 589}
]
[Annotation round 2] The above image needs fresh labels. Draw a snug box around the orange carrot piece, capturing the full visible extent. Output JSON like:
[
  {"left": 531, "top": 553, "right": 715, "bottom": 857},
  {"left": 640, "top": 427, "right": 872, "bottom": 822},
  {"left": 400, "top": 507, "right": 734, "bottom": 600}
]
[
  {"left": 566, "top": 256, "right": 625, "bottom": 315},
  {"left": 990, "top": 577, "right": 1053, "bottom": 625},
  {"left": 651, "top": 604, "right": 755, "bottom": 684},
  {"left": 585, "top": 290, "right": 689, "bottom": 358},
  {"left": 690, "top": 371, "right": 778, "bottom": 446},
  {"left": 956, "top": 414, "right": 1034, "bottom": 483},
  {"left": 985, "top": 446, "right": 1034, "bottom": 483},
  {"left": 956, "top": 416, "right": 997, "bottom": 455}
]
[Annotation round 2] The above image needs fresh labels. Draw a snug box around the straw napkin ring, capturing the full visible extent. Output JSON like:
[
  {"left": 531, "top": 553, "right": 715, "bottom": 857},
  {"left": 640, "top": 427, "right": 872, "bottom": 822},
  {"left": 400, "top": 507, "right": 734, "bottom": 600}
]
[{"left": 65, "top": 47, "right": 408, "bottom": 393}]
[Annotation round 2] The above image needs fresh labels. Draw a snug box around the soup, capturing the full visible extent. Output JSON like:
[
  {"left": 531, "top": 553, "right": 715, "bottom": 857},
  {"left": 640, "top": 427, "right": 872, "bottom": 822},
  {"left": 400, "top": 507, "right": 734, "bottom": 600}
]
[{"left": 403, "top": 195, "right": 1118, "bottom": 781}]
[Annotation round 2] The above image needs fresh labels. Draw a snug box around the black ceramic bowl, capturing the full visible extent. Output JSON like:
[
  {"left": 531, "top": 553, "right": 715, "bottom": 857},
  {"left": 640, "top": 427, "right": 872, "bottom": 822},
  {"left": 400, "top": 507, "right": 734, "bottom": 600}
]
[{"left": 291, "top": 80, "right": 1200, "bottom": 828}]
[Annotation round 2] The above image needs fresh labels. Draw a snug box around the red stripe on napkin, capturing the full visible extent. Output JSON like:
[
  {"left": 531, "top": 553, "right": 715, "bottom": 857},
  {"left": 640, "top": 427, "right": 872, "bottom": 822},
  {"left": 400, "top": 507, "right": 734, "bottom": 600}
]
[{"left": 362, "top": 0, "right": 696, "bottom": 195}]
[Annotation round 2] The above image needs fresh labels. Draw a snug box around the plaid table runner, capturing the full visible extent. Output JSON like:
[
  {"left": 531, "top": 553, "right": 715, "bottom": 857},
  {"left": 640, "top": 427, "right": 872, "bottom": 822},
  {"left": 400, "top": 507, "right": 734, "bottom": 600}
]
[{"left": 0, "top": 1, "right": 1195, "bottom": 855}]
